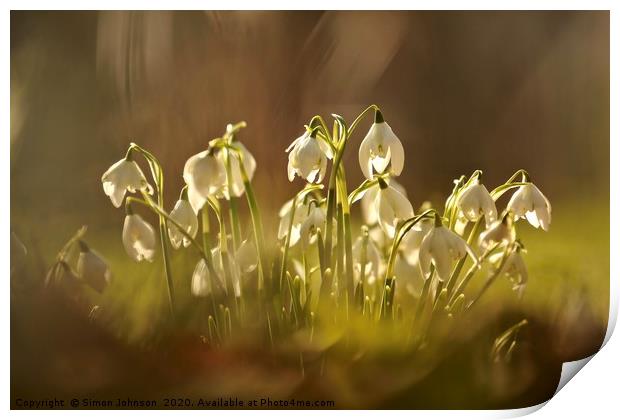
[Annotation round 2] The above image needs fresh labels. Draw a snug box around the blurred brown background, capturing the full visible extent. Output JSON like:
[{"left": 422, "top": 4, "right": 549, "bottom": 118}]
[{"left": 11, "top": 11, "right": 609, "bottom": 231}]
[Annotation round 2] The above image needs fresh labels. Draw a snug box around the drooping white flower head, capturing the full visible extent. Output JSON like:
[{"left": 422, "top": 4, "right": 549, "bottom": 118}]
[
  {"left": 299, "top": 205, "right": 327, "bottom": 248},
  {"left": 191, "top": 259, "right": 211, "bottom": 297},
  {"left": 368, "top": 225, "right": 388, "bottom": 250},
  {"left": 456, "top": 178, "right": 498, "bottom": 227},
  {"left": 393, "top": 253, "right": 426, "bottom": 299},
  {"left": 183, "top": 149, "right": 227, "bottom": 213},
  {"left": 374, "top": 178, "right": 414, "bottom": 238},
  {"left": 490, "top": 248, "right": 528, "bottom": 297},
  {"left": 360, "top": 178, "right": 407, "bottom": 226},
  {"left": 286, "top": 127, "right": 332, "bottom": 184},
  {"left": 216, "top": 141, "right": 257, "bottom": 198},
  {"left": 358, "top": 110, "right": 405, "bottom": 180},
  {"left": 352, "top": 234, "right": 382, "bottom": 279},
  {"left": 419, "top": 215, "right": 477, "bottom": 282},
  {"left": 478, "top": 212, "right": 515, "bottom": 253},
  {"left": 507, "top": 182, "right": 552, "bottom": 231},
  {"left": 76, "top": 241, "right": 112, "bottom": 293},
  {"left": 235, "top": 239, "right": 258, "bottom": 274},
  {"left": 277, "top": 198, "right": 310, "bottom": 247},
  {"left": 212, "top": 246, "right": 241, "bottom": 297},
  {"left": 399, "top": 217, "right": 433, "bottom": 266},
  {"left": 168, "top": 196, "right": 199, "bottom": 249},
  {"left": 101, "top": 157, "right": 153, "bottom": 208},
  {"left": 122, "top": 213, "right": 157, "bottom": 262}
]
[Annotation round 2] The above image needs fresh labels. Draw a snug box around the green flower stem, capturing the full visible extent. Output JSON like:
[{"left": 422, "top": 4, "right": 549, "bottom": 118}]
[
  {"left": 238, "top": 159, "right": 267, "bottom": 291},
  {"left": 348, "top": 178, "right": 379, "bottom": 206},
  {"left": 132, "top": 195, "right": 220, "bottom": 287},
  {"left": 466, "top": 247, "right": 512, "bottom": 311},
  {"left": 158, "top": 216, "right": 175, "bottom": 319},
  {"left": 323, "top": 105, "right": 378, "bottom": 299},
  {"left": 212, "top": 199, "right": 234, "bottom": 294},
  {"left": 411, "top": 267, "right": 436, "bottom": 333},
  {"left": 279, "top": 195, "right": 298, "bottom": 290},
  {"left": 56, "top": 225, "right": 88, "bottom": 261},
  {"left": 224, "top": 149, "right": 242, "bottom": 249},
  {"left": 444, "top": 219, "right": 482, "bottom": 298},
  {"left": 322, "top": 186, "right": 337, "bottom": 278},
  {"left": 359, "top": 226, "right": 369, "bottom": 303},
  {"left": 129, "top": 144, "right": 175, "bottom": 319},
  {"left": 335, "top": 203, "right": 345, "bottom": 296},
  {"left": 219, "top": 142, "right": 266, "bottom": 290},
  {"left": 490, "top": 182, "right": 530, "bottom": 200},
  {"left": 347, "top": 104, "right": 379, "bottom": 138},
  {"left": 279, "top": 184, "right": 324, "bottom": 296},
  {"left": 449, "top": 243, "right": 500, "bottom": 305},
  {"left": 322, "top": 113, "right": 350, "bottom": 281},
  {"left": 502, "top": 169, "right": 530, "bottom": 186},
  {"left": 309, "top": 115, "right": 333, "bottom": 144},
  {"left": 200, "top": 206, "right": 222, "bottom": 322},
  {"left": 384, "top": 209, "right": 437, "bottom": 280},
  {"left": 336, "top": 170, "right": 354, "bottom": 306},
  {"left": 201, "top": 207, "right": 214, "bottom": 268}
]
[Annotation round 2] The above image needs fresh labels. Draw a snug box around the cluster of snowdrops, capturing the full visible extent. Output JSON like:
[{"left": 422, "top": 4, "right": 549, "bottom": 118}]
[{"left": 50, "top": 105, "right": 552, "bottom": 348}]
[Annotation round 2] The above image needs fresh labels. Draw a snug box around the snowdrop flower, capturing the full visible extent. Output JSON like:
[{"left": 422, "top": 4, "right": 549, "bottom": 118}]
[
  {"left": 454, "top": 211, "right": 469, "bottom": 236},
  {"left": 507, "top": 183, "right": 552, "bottom": 231},
  {"left": 456, "top": 178, "right": 497, "bottom": 226},
  {"left": 361, "top": 178, "right": 407, "bottom": 226},
  {"left": 393, "top": 253, "right": 426, "bottom": 298},
  {"left": 76, "top": 241, "right": 112, "bottom": 293},
  {"left": 358, "top": 110, "right": 405, "bottom": 180},
  {"left": 374, "top": 178, "right": 414, "bottom": 238},
  {"left": 122, "top": 212, "right": 157, "bottom": 262},
  {"left": 191, "top": 259, "right": 211, "bottom": 297},
  {"left": 236, "top": 239, "right": 258, "bottom": 274},
  {"left": 419, "top": 214, "right": 477, "bottom": 282},
  {"left": 286, "top": 127, "right": 332, "bottom": 183},
  {"left": 352, "top": 235, "right": 381, "bottom": 279},
  {"left": 212, "top": 246, "right": 241, "bottom": 297},
  {"left": 478, "top": 212, "right": 515, "bottom": 252},
  {"left": 101, "top": 157, "right": 153, "bottom": 208},
  {"left": 216, "top": 141, "right": 257, "bottom": 198},
  {"left": 299, "top": 205, "right": 327, "bottom": 248},
  {"left": 490, "top": 248, "right": 528, "bottom": 297},
  {"left": 399, "top": 217, "right": 433, "bottom": 266},
  {"left": 168, "top": 195, "right": 199, "bottom": 250},
  {"left": 183, "top": 149, "right": 227, "bottom": 213},
  {"left": 277, "top": 199, "right": 310, "bottom": 247}
]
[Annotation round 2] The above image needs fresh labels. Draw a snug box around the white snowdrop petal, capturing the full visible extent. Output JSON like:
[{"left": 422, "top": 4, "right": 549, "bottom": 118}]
[
  {"left": 191, "top": 259, "right": 211, "bottom": 297},
  {"left": 236, "top": 239, "right": 258, "bottom": 273},
  {"left": 101, "top": 158, "right": 149, "bottom": 208},
  {"left": 77, "top": 249, "right": 112, "bottom": 293},
  {"left": 358, "top": 121, "right": 405, "bottom": 180},
  {"left": 122, "top": 214, "right": 157, "bottom": 262}
]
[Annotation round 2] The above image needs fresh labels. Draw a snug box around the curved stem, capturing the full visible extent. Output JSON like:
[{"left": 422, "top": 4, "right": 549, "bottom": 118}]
[
  {"left": 129, "top": 144, "right": 175, "bottom": 319},
  {"left": 348, "top": 178, "right": 379, "bottom": 206},
  {"left": 384, "top": 209, "right": 437, "bottom": 280},
  {"left": 224, "top": 148, "right": 242, "bottom": 249},
  {"left": 347, "top": 104, "right": 379, "bottom": 139},
  {"left": 490, "top": 182, "right": 530, "bottom": 200},
  {"left": 238, "top": 158, "right": 267, "bottom": 290},
  {"left": 449, "top": 243, "right": 499, "bottom": 304},
  {"left": 444, "top": 218, "right": 482, "bottom": 297},
  {"left": 336, "top": 168, "right": 354, "bottom": 306},
  {"left": 132, "top": 195, "right": 220, "bottom": 286},
  {"left": 279, "top": 195, "right": 298, "bottom": 290},
  {"left": 466, "top": 247, "right": 512, "bottom": 310}
]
